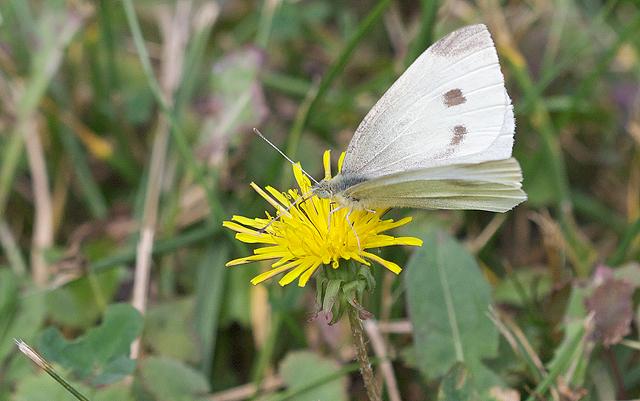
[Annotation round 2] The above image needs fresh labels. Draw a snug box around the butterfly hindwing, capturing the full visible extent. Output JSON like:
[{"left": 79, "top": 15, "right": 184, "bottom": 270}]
[{"left": 344, "top": 158, "right": 526, "bottom": 212}]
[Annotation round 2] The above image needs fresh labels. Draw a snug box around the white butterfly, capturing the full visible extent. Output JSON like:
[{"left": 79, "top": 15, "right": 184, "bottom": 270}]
[{"left": 312, "top": 24, "right": 526, "bottom": 213}]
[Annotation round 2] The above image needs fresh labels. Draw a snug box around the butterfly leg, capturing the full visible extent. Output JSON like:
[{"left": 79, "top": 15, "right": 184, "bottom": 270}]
[
  {"left": 327, "top": 204, "right": 344, "bottom": 228},
  {"left": 345, "top": 209, "right": 361, "bottom": 251}
]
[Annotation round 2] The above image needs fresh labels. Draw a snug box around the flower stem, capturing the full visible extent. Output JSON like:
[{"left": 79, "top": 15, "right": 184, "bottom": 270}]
[{"left": 348, "top": 305, "right": 381, "bottom": 401}]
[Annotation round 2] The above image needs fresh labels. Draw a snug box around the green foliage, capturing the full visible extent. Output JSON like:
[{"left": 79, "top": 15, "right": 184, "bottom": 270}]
[
  {"left": 315, "top": 262, "right": 376, "bottom": 323},
  {"left": 135, "top": 357, "right": 210, "bottom": 401},
  {"left": 0, "top": 272, "right": 46, "bottom": 363},
  {"left": 13, "top": 373, "right": 133, "bottom": 401},
  {"left": 45, "top": 269, "right": 123, "bottom": 328},
  {"left": 276, "top": 351, "right": 348, "bottom": 401},
  {"left": 144, "top": 297, "right": 200, "bottom": 363},
  {"left": 38, "top": 303, "right": 142, "bottom": 385},
  {"left": 437, "top": 363, "right": 479, "bottom": 401},
  {"left": 406, "top": 229, "right": 499, "bottom": 392},
  {"left": 13, "top": 373, "right": 92, "bottom": 401}
]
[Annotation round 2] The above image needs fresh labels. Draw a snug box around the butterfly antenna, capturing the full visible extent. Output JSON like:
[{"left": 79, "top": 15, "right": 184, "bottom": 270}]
[{"left": 252, "top": 128, "right": 320, "bottom": 185}]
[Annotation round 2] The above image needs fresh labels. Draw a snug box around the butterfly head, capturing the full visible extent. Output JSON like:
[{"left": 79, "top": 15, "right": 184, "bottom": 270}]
[
  {"left": 311, "top": 179, "right": 334, "bottom": 199},
  {"left": 312, "top": 174, "right": 367, "bottom": 200}
]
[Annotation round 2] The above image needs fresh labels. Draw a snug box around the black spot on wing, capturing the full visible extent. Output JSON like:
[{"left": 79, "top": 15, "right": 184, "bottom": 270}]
[
  {"left": 450, "top": 125, "right": 467, "bottom": 146},
  {"left": 443, "top": 89, "right": 466, "bottom": 107},
  {"left": 433, "top": 125, "right": 468, "bottom": 159}
]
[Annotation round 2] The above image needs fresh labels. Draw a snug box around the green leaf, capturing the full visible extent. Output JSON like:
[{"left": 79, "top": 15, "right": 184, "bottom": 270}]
[
  {"left": 93, "top": 355, "right": 136, "bottom": 386},
  {"left": 13, "top": 372, "right": 133, "bottom": 401},
  {"left": 144, "top": 297, "right": 199, "bottom": 363},
  {"left": 405, "top": 229, "right": 499, "bottom": 390},
  {"left": 437, "top": 363, "right": 480, "bottom": 401},
  {"left": 0, "top": 278, "right": 46, "bottom": 363},
  {"left": 46, "top": 268, "right": 123, "bottom": 328},
  {"left": 135, "top": 356, "right": 210, "bottom": 401},
  {"left": 13, "top": 372, "right": 92, "bottom": 401},
  {"left": 277, "top": 351, "right": 348, "bottom": 401},
  {"left": 38, "top": 303, "right": 143, "bottom": 384},
  {"left": 93, "top": 383, "right": 135, "bottom": 401}
]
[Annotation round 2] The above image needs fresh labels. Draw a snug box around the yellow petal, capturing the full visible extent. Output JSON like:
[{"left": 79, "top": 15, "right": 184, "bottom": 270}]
[
  {"left": 265, "top": 186, "right": 293, "bottom": 207},
  {"left": 293, "top": 163, "right": 311, "bottom": 192},
  {"left": 395, "top": 237, "right": 423, "bottom": 246},
  {"left": 250, "top": 260, "right": 302, "bottom": 285},
  {"left": 374, "top": 216, "right": 413, "bottom": 233},
  {"left": 362, "top": 251, "right": 402, "bottom": 274},
  {"left": 226, "top": 252, "right": 280, "bottom": 266},
  {"left": 298, "top": 262, "right": 322, "bottom": 287},
  {"left": 279, "top": 260, "right": 313, "bottom": 286},
  {"left": 337, "top": 152, "right": 346, "bottom": 172},
  {"left": 350, "top": 253, "right": 371, "bottom": 266},
  {"left": 323, "top": 150, "right": 332, "bottom": 180},
  {"left": 232, "top": 215, "right": 270, "bottom": 229},
  {"left": 251, "top": 182, "right": 290, "bottom": 216},
  {"left": 364, "top": 235, "right": 422, "bottom": 248},
  {"left": 236, "top": 233, "right": 276, "bottom": 244},
  {"left": 223, "top": 221, "right": 260, "bottom": 235}
]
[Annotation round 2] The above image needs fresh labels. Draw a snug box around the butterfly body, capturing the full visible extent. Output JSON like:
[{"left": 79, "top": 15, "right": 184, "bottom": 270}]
[{"left": 310, "top": 24, "right": 526, "bottom": 213}]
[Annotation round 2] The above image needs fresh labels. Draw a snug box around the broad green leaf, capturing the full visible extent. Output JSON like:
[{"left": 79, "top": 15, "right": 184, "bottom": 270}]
[
  {"left": 13, "top": 373, "right": 92, "bottom": 401},
  {"left": 93, "top": 383, "right": 135, "bottom": 401},
  {"left": 93, "top": 355, "right": 136, "bottom": 386},
  {"left": 277, "top": 351, "right": 348, "bottom": 401},
  {"left": 437, "top": 363, "right": 480, "bottom": 401},
  {"left": 38, "top": 303, "right": 143, "bottom": 384},
  {"left": 405, "top": 229, "right": 499, "bottom": 390},
  {"left": 46, "top": 268, "right": 123, "bottom": 328},
  {"left": 0, "top": 285, "right": 46, "bottom": 363},
  {"left": 135, "top": 356, "right": 210, "bottom": 401},
  {"left": 13, "top": 372, "right": 133, "bottom": 401},
  {"left": 144, "top": 297, "right": 199, "bottom": 363}
]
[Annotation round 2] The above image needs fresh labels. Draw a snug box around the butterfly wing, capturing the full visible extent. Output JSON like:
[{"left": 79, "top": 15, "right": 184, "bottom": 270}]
[
  {"left": 341, "top": 24, "right": 515, "bottom": 179},
  {"left": 344, "top": 158, "right": 526, "bottom": 212}
]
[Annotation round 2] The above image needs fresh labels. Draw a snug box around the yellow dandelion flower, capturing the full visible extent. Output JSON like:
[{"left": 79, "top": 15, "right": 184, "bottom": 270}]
[{"left": 223, "top": 151, "right": 423, "bottom": 287}]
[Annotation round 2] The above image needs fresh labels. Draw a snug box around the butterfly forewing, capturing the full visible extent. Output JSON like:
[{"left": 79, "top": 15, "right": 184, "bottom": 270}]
[{"left": 341, "top": 24, "right": 514, "bottom": 179}]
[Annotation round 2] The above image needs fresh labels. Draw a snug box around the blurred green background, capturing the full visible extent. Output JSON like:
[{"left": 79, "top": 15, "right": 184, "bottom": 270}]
[{"left": 1, "top": 0, "right": 639, "bottom": 400}]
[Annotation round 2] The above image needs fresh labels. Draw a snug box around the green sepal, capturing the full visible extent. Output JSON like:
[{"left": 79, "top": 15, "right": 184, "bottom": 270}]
[{"left": 315, "top": 262, "right": 376, "bottom": 324}]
